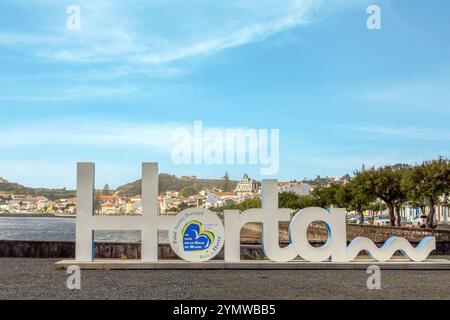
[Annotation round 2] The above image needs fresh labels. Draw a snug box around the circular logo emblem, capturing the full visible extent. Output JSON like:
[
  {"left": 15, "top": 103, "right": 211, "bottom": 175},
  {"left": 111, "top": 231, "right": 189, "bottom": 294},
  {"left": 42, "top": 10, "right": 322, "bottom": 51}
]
[{"left": 169, "top": 208, "right": 224, "bottom": 262}]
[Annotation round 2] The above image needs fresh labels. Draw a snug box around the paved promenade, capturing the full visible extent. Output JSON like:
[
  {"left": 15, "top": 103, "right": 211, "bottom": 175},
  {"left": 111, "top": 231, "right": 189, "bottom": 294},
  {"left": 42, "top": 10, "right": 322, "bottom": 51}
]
[{"left": 0, "top": 258, "right": 449, "bottom": 300}]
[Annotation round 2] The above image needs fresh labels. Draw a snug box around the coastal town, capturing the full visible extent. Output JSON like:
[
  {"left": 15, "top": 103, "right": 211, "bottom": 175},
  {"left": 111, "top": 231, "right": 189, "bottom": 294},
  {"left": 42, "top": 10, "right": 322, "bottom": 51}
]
[
  {"left": 0, "top": 171, "right": 345, "bottom": 215},
  {"left": 1, "top": 170, "right": 449, "bottom": 228},
  {"left": 0, "top": 173, "right": 313, "bottom": 216}
]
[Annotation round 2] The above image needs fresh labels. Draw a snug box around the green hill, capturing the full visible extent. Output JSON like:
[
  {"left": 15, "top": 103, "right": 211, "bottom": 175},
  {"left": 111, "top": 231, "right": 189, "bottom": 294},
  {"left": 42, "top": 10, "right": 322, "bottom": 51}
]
[
  {"left": 0, "top": 173, "right": 239, "bottom": 200},
  {"left": 116, "top": 173, "right": 238, "bottom": 197},
  {"left": 0, "top": 178, "right": 75, "bottom": 201}
]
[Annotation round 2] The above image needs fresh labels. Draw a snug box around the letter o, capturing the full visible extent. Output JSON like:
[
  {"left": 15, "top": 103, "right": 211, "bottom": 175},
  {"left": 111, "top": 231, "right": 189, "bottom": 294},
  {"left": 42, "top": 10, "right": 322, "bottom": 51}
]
[{"left": 289, "top": 207, "right": 335, "bottom": 262}]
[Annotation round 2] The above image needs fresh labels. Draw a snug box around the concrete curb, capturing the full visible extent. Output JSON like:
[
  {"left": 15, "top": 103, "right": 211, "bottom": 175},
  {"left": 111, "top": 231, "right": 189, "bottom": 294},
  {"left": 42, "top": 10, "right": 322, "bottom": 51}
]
[{"left": 55, "top": 259, "right": 450, "bottom": 270}]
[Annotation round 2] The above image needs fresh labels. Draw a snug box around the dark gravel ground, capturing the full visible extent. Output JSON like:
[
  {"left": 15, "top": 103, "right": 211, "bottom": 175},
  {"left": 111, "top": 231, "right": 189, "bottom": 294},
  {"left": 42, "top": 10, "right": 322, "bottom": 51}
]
[{"left": 0, "top": 258, "right": 449, "bottom": 300}]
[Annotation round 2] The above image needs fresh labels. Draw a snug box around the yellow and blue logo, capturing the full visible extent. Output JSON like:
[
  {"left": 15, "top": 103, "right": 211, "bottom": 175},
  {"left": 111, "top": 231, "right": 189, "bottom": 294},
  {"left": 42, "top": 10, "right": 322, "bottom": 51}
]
[{"left": 182, "top": 220, "right": 215, "bottom": 252}]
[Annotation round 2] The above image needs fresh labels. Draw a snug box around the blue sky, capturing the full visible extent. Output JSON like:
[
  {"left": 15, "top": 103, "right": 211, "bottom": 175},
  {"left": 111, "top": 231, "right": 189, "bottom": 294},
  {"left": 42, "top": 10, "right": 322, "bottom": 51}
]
[{"left": 0, "top": 0, "right": 449, "bottom": 188}]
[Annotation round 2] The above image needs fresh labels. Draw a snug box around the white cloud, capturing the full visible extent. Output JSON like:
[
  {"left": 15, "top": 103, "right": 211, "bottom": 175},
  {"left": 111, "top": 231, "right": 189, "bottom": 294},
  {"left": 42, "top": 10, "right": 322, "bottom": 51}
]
[
  {"left": 0, "top": 84, "right": 138, "bottom": 101},
  {"left": 0, "top": 33, "right": 65, "bottom": 46},
  {"left": 343, "top": 125, "right": 450, "bottom": 142},
  {"left": 0, "top": 160, "right": 77, "bottom": 189},
  {"left": 1, "top": 0, "right": 317, "bottom": 68},
  {"left": 0, "top": 120, "right": 190, "bottom": 151},
  {"left": 131, "top": 0, "right": 315, "bottom": 64},
  {"left": 348, "top": 81, "right": 450, "bottom": 113},
  {"left": 0, "top": 159, "right": 141, "bottom": 189}
]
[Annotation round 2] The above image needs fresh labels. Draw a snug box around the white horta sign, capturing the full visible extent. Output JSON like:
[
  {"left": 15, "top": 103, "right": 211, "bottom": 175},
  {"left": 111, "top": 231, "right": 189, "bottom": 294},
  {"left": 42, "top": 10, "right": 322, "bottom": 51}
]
[{"left": 75, "top": 163, "right": 436, "bottom": 263}]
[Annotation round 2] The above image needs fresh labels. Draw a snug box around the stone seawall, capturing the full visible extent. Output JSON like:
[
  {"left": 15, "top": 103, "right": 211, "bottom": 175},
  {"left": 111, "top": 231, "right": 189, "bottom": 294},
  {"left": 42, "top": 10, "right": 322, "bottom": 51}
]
[
  {"left": 0, "top": 241, "right": 263, "bottom": 260},
  {"left": 241, "top": 222, "right": 450, "bottom": 243},
  {"left": 1, "top": 239, "right": 449, "bottom": 259}
]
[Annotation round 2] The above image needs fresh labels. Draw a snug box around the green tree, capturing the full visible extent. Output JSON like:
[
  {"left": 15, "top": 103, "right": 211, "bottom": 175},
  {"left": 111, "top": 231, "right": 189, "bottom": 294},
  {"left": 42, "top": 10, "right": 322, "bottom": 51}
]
[
  {"left": 336, "top": 180, "right": 376, "bottom": 224},
  {"left": 403, "top": 157, "right": 450, "bottom": 228},
  {"left": 235, "top": 198, "right": 261, "bottom": 211},
  {"left": 167, "top": 207, "right": 178, "bottom": 213},
  {"left": 179, "top": 186, "right": 198, "bottom": 198},
  {"left": 94, "top": 194, "right": 102, "bottom": 214},
  {"left": 296, "top": 195, "right": 319, "bottom": 209},
  {"left": 393, "top": 168, "right": 410, "bottom": 226},
  {"left": 366, "top": 201, "right": 387, "bottom": 213},
  {"left": 211, "top": 198, "right": 261, "bottom": 212},
  {"left": 267, "top": 192, "right": 319, "bottom": 212},
  {"left": 355, "top": 167, "right": 406, "bottom": 226},
  {"left": 177, "top": 202, "right": 195, "bottom": 211},
  {"left": 278, "top": 192, "right": 301, "bottom": 210},
  {"left": 312, "top": 184, "right": 341, "bottom": 208}
]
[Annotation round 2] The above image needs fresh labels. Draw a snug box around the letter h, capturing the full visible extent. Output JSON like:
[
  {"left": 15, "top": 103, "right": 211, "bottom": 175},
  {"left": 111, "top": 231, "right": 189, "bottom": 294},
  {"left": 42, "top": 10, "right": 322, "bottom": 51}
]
[{"left": 75, "top": 162, "right": 161, "bottom": 262}]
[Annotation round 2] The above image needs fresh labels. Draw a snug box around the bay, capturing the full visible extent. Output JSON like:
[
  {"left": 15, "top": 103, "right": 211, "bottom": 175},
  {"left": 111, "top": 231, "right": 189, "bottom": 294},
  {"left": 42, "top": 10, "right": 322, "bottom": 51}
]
[{"left": 0, "top": 216, "right": 169, "bottom": 243}]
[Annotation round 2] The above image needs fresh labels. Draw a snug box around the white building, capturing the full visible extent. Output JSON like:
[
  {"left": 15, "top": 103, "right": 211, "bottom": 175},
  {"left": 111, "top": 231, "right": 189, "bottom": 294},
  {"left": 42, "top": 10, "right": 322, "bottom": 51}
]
[
  {"left": 437, "top": 205, "right": 449, "bottom": 223},
  {"left": 204, "top": 193, "right": 219, "bottom": 208},
  {"left": 25, "top": 203, "right": 37, "bottom": 211},
  {"left": 100, "top": 202, "right": 117, "bottom": 215},
  {"left": 278, "top": 182, "right": 310, "bottom": 196},
  {"left": 130, "top": 200, "right": 142, "bottom": 214},
  {"left": 36, "top": 197, "right": 50, "bottom": 210},
  {"left": 235, "top": 174, "right": 260, "bottom": 197},
  {"left": 400, "top": 204, "right": 449, "bottom": 224},
  {"left": 159, "top": 196, "right": 174, "bottom": 214},
  {"left": 205, "top": 192, "right": 239, "bottom": 208}
]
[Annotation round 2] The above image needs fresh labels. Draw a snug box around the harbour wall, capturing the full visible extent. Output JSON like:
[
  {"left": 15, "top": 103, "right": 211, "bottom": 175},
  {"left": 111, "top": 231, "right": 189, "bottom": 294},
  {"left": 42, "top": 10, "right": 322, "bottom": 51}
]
[
  {"left": 1, "top": 223, "right": 449, "bottom": 259},
  {"left": 0, "top": 239, "right": 449, "bottom": 259}
]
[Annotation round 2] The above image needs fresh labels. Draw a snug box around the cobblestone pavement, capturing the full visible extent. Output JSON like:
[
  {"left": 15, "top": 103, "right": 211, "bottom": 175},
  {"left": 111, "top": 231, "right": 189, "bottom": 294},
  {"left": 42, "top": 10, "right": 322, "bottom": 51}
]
[{"left": 0, "top": 258, "right": 449, "bottom": 300}]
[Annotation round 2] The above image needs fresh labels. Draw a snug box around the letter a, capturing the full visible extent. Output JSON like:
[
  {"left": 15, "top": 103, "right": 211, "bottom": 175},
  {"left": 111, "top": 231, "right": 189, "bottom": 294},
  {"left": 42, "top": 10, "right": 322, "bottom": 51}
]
[
  {"left": 67, "top": 5, "right": 81, "bottom": 30},
  {"left": 367, "top": 5, "right": 381, "bottom": 30}
]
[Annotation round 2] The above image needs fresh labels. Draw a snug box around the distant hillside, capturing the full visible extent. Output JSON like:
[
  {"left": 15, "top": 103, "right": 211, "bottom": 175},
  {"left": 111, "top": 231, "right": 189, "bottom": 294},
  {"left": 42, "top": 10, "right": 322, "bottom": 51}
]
[
  {"left": 0, "top": 173, "right": 239, "bottom": 200},
  {"left": 116, "top": 173, "right": 238, "bottom": 197},
  {"left": 0, "top": 178, "right": 75, "bottom": 201}
]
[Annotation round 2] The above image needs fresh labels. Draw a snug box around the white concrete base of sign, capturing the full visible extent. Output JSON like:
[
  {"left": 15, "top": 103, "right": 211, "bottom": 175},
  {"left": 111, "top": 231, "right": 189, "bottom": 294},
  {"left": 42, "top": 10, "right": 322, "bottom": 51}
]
[{"left": 56, "top": 259, "right": 450, "bottom": 270}]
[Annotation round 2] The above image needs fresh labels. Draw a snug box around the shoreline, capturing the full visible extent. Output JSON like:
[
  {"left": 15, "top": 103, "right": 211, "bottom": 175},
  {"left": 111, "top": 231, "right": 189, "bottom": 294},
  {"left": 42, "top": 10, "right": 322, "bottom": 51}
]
[{"left": 0, "top": 213, "right": 75, "bottom": 218}]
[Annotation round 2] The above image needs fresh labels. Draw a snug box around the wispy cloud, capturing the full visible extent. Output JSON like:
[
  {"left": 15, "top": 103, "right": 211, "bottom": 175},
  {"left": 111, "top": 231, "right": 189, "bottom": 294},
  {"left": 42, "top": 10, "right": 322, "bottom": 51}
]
[
  {"left": 342, "top": 125, "right": 450, "bottom": 141},
  {"left": 0, "top": 32, "right": 65, "bottom": 46},
  {"left": 0, "top": 0, "right": 317, "bottom": 68},
  {"left": 0, "top": 84, "right": 138, "bottom": 101},
  {"left": 0, "top": 120, "right": 188, "bottom": 150},
  {"left": 0, "top": 159, "right": 139, "bottom": 189},
  {"left": 348, "top": 81, "right": 450, "bottom": 113},
  {"left": 130, "top": 0, "right": 315, "bottom": 64}
]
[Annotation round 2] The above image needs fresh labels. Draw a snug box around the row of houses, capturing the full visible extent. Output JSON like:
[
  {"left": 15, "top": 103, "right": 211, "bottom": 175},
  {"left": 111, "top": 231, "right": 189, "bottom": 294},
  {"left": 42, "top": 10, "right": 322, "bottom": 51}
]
[
  {"left": 0, "top": 193, "right": 76, "bottom": 214},
  {"left": 0, "top": 174, "right": 314, "bottom": 216},
  {"left": 2, "top": 181, "right": 448, "bottom": 226},
  {"left": 95, "top": 175, "right": 313, "bottom": 215},
  {"left": 159, "top": 174, "right": 263, "bottom": 213}
]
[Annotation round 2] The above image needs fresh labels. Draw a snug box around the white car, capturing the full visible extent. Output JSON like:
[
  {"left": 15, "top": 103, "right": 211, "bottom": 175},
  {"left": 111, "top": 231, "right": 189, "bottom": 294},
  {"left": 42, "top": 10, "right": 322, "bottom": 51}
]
[
  {"left": 374, "top": 215, "right": 391, "bottom": 226},
  {"left": 347, "top": 216, "right": 359, "bottom": 224},
  {"left": 347, "top": 214, "right": 359, "bottom": 223},
  {"left": 347, "top": 216, "right": 369, "bottom": 224},
  {"left": 412, "top": 215, "right": 427, "bottom": 228}
]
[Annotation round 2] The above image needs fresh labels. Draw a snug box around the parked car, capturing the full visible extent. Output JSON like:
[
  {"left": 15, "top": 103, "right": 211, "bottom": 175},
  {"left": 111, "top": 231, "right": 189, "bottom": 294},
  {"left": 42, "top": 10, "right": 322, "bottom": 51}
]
[
  {"left": 347, "top": 215, "right": 371, "bottom": 224},
  {"left": 347, "top": 216, "right": 359, "bottom": 224},
  {"left": 373, "top": 214, "right": 391, "bottom": 226},
  {"left": 412, "top": 215, "right": 427, "bottom": 228}
]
